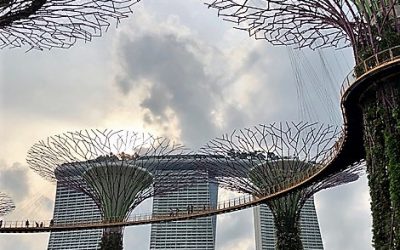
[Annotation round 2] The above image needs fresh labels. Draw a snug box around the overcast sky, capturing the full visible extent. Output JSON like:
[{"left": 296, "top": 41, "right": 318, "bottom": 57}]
[{"left": 0, "top": 0, "right": 372, "bottom": 249}]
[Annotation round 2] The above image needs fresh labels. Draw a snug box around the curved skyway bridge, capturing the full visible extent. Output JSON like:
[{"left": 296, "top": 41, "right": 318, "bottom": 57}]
[{"left": 1, "top": 45, "right": 400, "bottom": 234}]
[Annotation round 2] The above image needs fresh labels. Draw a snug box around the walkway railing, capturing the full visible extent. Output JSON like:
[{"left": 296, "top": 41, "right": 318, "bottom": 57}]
[
  {"left": 340, "top": 45, "right": 400, "bottom": 97},
  {"left": 0, "top": 156, "right": 340, "bottom": 233},
  {"left": 2, "top": 46, "right": 400, "bottom": 234},
  {"left": 0, "top": 129, "right": 349, "bottom": 232}
]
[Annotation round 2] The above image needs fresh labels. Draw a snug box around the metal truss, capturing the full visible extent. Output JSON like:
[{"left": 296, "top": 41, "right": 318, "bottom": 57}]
[
  {"left": 206, "top": 0, "right": 400, "bottom": 62},
  {"left": 0, "top": 0, "right": 141, "bottom": 50}
]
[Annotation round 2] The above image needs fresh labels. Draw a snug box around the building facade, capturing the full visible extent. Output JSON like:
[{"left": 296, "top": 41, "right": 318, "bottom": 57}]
[
  {"left": 47, "top": 183, "right": 102, "bottom": 250},
  {"left": 254, "top": 196, "right": 324, "bottom": 250},
  {"left": 150, "top": 169, "right": 218, "bottom": 250}
]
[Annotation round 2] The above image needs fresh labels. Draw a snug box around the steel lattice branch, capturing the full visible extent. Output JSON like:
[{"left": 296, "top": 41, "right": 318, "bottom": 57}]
[
  {"left": 200, "top": 121, "right": 362, "bottom": 201},
  {"left": 206, "top": 0, "right": 400, "bottom": 62},
  {"left": 0, "top": 193, "right": 15, "bottom": 217},
  {"left": 0, "top": 0, "right": 141, "bottom": 50}
]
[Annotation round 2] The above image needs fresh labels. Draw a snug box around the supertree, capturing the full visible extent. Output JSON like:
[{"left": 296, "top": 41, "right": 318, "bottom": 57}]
[
  {"left": 206, "top": 0, "right": 400, "bottom": 63},
  {"left": 206, "top": 1, "right": 400, "bottom": 248},
  {"left": 26, "top": 129, "right": 195, "bottom": 250},
  {"left": 200, "top": 122, "right": 362, "bottom": 250},
  {"left": 0, "top": 193, "right": 15, "bottom": 217},
  {"left": 0, "top": 0, "right": 141, "bottom": 50}
]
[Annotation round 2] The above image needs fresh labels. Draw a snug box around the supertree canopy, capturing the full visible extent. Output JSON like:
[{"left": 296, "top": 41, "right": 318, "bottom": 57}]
[
  {"left": 206, "top": 0, "right": 400, "bottom": 62},
  {"left": 200, "top": 122, "right": 362, "bottom": 250},
  {"left": 0, "top": 0, "right": 140, "bottom": 50},
  {"left": 0, "top": 193, "right": 15, "bottom": 217},
  {"left": 26, "top": 129, "right": 195, "bottom": 250}
]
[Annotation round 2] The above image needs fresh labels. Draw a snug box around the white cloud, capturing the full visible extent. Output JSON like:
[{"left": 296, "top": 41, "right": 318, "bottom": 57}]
[{"left": 316, "top": 176, "right": 373, "bottom": 250}]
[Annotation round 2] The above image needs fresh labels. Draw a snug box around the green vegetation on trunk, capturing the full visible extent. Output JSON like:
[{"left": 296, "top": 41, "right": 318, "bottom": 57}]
[
  {"left": 360, "top": 77, "right": 400, "bottom": 249},
  {"left": 267, "top": 192, "right": 304, "bottom": 250},
  {"left": 273, "top": 210, "right": 303, "bottom": 250},
  {"left": 355, "top": 20, "right": 400, "bottom": 74}
]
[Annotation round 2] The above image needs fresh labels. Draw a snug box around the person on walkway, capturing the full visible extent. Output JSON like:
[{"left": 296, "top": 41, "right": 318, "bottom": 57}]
[
  {"left": 0, "top": 220, "right": 3, "bottom": 228},
  {"left": 25, "top": 220, "right": 29, "bottom": 228},
  {"left": 49, "top": 219, "right": 54, "bottom": 227}
]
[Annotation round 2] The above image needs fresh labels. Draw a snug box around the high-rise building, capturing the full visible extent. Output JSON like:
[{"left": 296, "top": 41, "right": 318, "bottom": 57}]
[
  {"left": 150, "top": 167, "right": 218, "bottom": 250},
  {"left": 254, "top": 196, "right": 324, "bottom": 250},
  {"left": 47, "top": 183, "right": 102, "bottom": 250}
]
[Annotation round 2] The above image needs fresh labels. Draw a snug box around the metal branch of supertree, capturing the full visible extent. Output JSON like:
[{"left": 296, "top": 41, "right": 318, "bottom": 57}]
[
  {"left": 26, "top": 129, "right": 196, "bottom": 222},
  {"left": 0, "top": 0, "right": 141, "bottom": 50},
  {"left": 200, "top": 121, "right": 362, "bottom": 200},
  {"left": 0, "top": 193, "right": 15, "bottom": 217},
  {"left": 206, "top": 0, "right": 400, "bottom": 61}
]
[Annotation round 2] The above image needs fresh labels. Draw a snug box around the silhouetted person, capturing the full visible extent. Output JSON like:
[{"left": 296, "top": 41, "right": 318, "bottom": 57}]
[
  {"left": 25, "top": 220, "right": 29, "bottom": 228},
  {"left": 35, "top": 222, "right": 39, "bottom": 227},
  {"left": 0, "top": 220, "right": 3, "bottom": 228},
  {"left": 49, "top": 219, "right": 54, "bottom": 227},
  {"left": 40, "top": 222, "right": 43, "bottom": 227}
]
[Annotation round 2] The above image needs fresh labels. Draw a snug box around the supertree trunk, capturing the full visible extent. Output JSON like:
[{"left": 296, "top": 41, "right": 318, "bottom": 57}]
[
  {"left": 274, "top": 219, "right": 303, "bottom": 250},
  {"left": 99, "top": 227, "right": 123, "bottom": 250},
  {"left": 360, "top": 75, "right": 400, "bottom": 249},
  {"left": 270, "top": 199, "right": 303, "bottom": 250}
]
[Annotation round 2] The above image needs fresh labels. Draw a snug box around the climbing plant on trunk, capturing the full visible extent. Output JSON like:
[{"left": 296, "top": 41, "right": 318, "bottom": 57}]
[{"left": 360, "top": 77, "right": 400, "bottom": 249}]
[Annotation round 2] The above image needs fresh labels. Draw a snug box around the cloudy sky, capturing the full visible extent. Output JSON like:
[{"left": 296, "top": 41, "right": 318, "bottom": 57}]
[{"left": 0, "top": 0, "right": 372, "bottom": 249}]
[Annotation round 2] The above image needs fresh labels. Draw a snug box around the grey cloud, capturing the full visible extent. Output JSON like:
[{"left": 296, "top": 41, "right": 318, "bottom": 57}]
[
  {"left": 115, "top": 31, "right": 227, "bottom": 148},
  {"left": 222, "top": 105, "right": 249, "bottom": 133},
  {"left": 0, "top": 44, "right": 113, "bottom": 122},
  {"left": 38, "top": 196, "right": 54, "bottom": 213},
  {"left": 0, "top": 161, "right": 30, "bottom": 203},
  {"left": 113, "top": 27, "right": 303, "bottom": 149}
]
